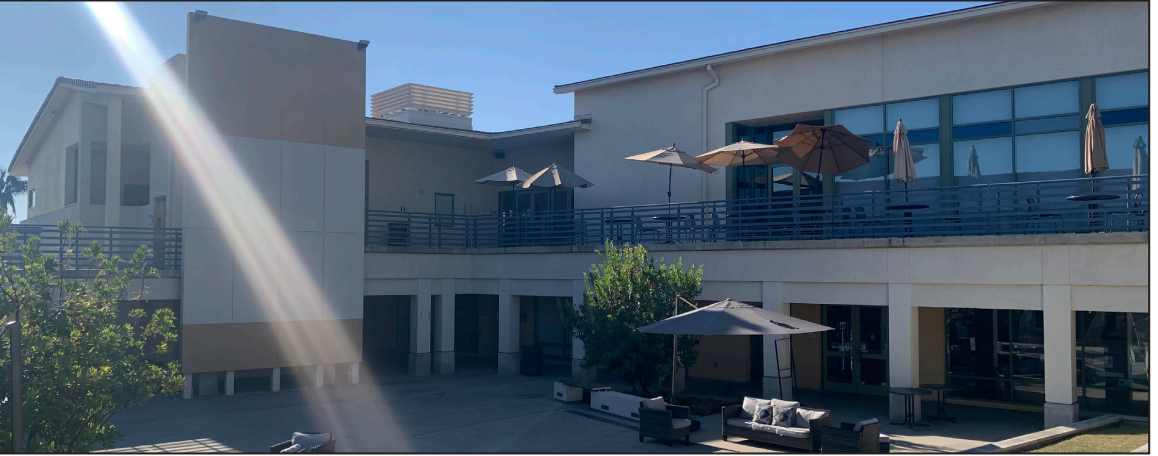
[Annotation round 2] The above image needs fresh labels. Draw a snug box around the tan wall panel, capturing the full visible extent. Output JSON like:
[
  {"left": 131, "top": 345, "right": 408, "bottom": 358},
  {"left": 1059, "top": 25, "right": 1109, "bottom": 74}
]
[
  {"left": 182, "top": 322, "right": 280, "bottom": 373},
  {"left": 918, "top": 307, "right": 946, "bottom": 386},
  {"left": 791, "top": 303, "right": 823, "bottom": 390},
  {"left": 688, "top": 335, "right": 750, "bottom": 382},
  {"left": 282, "top": 96, "right": 326, "bottom": 145},
  {"left": 276, "top": 319, "right": 363, "bottom": 367}
]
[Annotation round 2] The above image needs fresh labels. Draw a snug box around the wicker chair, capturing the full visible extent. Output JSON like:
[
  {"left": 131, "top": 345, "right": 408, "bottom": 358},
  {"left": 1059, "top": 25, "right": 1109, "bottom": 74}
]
[
  {"left": 721, "top": 404, "right": 833, "bottom": 452},
  {"left": 269, "top": 436, "right": 336, "bottom": 453},
  {"left": 820, "top": 420, "right": 882, "bottom": 453},
  {"left": 637, "top": 401, "right": 693, "bottom": 446}
]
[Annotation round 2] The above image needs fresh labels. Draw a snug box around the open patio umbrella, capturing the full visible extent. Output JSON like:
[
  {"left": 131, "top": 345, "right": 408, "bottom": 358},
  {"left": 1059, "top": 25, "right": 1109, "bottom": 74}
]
[
  {"left": 638, "top": 298, "right": 832, "bottom": 400},
  {"left": 1084, "top": 103, "right": 1109, "bottom": 178},
  {"left": 626, "top": 144, "right": 718, "bottom": 203},
  {"left": 893, "top": 120, "right": 916, "bottom": 188},
  {"left": 694, "top": 140, "right": 781, "bottom": 167},
  {"left": 519, "top": 162, "right": 594, "bottom": 189},
  {"left": 773, "top": 125, "right": 872, "bottom": 187},
  {"left": 967, "top": 146, "right": 982, "bottom": 181},
  {"left": 475, "top": 166, "right": 534, "bottom": 191}
]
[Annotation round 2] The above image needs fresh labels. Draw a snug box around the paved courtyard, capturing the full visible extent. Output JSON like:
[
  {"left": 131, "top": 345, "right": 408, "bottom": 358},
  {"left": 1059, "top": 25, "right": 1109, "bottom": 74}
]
[{"left": 105, "top": 365, "right": 1043, "bottom": 453}]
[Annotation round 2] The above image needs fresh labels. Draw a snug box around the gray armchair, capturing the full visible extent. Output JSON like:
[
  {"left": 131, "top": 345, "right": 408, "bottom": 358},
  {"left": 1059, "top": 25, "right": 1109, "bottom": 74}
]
[
  {"left": 638, "top": 400, "right": 693, "bottom": 446},
  {"left": 820, "top": 419, "right": 883, "bottom": 453}
]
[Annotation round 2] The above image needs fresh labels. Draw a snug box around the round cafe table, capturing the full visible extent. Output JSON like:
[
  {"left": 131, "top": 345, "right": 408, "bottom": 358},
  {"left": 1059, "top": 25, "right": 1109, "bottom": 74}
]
[
  {"left": 920, "top": 383, "right": 963, "bottom": 423},
  {"left": 888, "top": 387, "right": 932, "bottom": 429}
]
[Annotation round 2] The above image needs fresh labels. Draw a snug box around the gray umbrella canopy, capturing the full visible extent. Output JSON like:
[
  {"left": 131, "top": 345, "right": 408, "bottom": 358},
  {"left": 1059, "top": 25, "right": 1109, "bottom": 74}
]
[
  {"left": 519, "top": 163, "right": 594, "bottom": 189},
  {"left": 638, "top": 299, "right": 832, "bottom": 336},
  {"left": 475, "top": 166, "right": 534, "bottom": 186}
]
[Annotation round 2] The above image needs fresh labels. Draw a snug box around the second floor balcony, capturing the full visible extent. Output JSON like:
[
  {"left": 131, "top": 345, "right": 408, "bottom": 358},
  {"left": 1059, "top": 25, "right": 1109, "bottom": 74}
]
[{"left": 366, "top": 175, "right": 1149, "bottom": 250}]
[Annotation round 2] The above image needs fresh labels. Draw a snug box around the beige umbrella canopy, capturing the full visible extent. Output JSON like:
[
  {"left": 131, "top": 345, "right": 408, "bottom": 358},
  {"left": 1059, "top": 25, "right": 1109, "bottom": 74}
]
[
  {"left": 475, "top": 166, "right": 534, "bottom": 189},
  {"left": 1084, "top": 103, "right": 1109, "bottom": 177},
  {"left": 773, "top": 124, "right": 872, "bottom": 175},
  {"left": 519, "top": 162, "right": 594, "bottom": 189},
  {"left": 695, "top": 140, "right": 781, "bottom": 167},
  {"left": 967, "top": 146, "right": 982, "bottom": 180},
  {"left": 627, "top": 144, "right": 717, "bottom": 204},
  {"left": 893, "top": 120, "right": 916, "bottom": 186}
]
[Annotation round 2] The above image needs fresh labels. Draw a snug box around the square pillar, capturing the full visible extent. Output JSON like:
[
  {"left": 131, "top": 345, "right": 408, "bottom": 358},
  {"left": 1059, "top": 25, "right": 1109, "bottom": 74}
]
[
  {"left": 315, "top": 365, "right": 325, "bottom": 388},
  {"left": 498, "top": 279, "right": 520, "bottom": 375},
  {"left": 271, "top": 367, "right": 281, "bottom": 392},
  {"left": 105, "top": 96, "right": 122, "bottom": 227},
  {"left": 571, "top": 279, "right": 596, "bottom": 382},
  {"left": 183, "top": 374, "right": 192, "bottom": 399},
  {"left": 888, "top": 284, "right": 921, "bottom": 421},
  {"left": 762, "top": 282, "right": 793, "bottom": 400},
  {"left": 349, "top": 362, "right": 359, "bottom": 385},
  {"left": 1044, "top": 285, "right": 1079, "bottom": 429},
  {"left": 433, "top": 279, "right": 456, "bottom": 374},
  {"left": 224, "top": 370, "right": 235, "bottom": 396},
  {"left": 409, "top": 279, "right": 432, "bottom": 376}
]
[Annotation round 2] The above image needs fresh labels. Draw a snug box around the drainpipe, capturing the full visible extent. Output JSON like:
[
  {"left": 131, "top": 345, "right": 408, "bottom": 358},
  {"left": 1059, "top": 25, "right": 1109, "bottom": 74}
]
[{"left": 702, "top": 64, "right": 720, "bottom": 202}]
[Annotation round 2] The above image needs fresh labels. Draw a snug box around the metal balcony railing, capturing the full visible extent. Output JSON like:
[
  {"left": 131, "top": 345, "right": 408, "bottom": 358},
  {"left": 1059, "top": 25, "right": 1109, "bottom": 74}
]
[
  {"left": 4, "top": 225, "right": 183, "bottom": 271},
  {"left": 366, "top": 175, "right": 1148, "bottom": 249}
]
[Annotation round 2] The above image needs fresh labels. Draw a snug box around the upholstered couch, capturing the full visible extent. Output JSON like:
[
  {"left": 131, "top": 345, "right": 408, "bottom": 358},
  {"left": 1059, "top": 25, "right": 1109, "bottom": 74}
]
[{"left": 722, "top": 397, "right": 833, "bottom": 452}]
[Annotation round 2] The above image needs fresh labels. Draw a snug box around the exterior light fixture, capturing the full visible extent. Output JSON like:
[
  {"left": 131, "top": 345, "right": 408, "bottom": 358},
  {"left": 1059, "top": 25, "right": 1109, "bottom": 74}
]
[
  {"left": 192, "top": 10, "right": 208, "bottom": 22},
  {"left": 358, "top": 40, "right": 370, "bottom": 51}
]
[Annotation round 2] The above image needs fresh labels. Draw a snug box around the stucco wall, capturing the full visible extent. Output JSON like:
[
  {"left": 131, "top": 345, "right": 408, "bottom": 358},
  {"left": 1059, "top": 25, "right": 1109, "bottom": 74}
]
[
  {"left": 570, "top": 2, "right": 1148, "bottom": 209},
  {"left": 25, "top": 94, "right": 80, "bottom": 221}
]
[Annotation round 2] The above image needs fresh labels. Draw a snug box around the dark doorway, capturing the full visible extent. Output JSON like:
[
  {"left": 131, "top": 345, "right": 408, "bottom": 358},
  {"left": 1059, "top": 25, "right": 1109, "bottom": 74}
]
[
  {"left": 455, "top": 294, "right": 499, "bottom": 372},
  {"left": 363, "top": 296, "right": 411, "bottom": 377}
]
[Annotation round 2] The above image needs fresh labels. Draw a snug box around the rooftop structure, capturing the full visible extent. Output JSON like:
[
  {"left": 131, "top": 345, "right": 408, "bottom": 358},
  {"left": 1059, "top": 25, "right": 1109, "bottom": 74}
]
[{"left": 371, "top": 83, "right": 475, "bottom": 130}]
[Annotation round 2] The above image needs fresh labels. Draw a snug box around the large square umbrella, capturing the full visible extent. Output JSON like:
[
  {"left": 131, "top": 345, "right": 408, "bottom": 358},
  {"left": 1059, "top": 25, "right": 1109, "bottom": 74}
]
[{"left": 638, "top": 298, "right": 832, "bottom": 400}]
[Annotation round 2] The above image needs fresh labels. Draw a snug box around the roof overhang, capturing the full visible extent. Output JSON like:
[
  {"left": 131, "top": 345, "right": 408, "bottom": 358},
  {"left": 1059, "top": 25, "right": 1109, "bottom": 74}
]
[
  {"left": 553, "top": 1, "right": 1051, "bottom": 94},
  {"left": 365, "top": 117, "right": 589, "bottom": 150}
]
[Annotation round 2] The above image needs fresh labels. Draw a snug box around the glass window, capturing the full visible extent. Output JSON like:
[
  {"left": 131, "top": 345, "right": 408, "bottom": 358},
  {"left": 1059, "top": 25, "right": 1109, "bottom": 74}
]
[
  {"left": 947, "top": 309, "right": 1044, "bottom": 404},
  {"left": 772, "top": 129, "right": 795, "bottom": 141},
  {"left": 953, "top": 121, "right": 1013, "bottom": 140},
  {"left": 1077, "top": 311, "right": 1149, "bottom": 416},
  {"left": 888, "top": 128, "right": 940, "bottom": 145},
  {"left": 886, "top": 98, "right": 939, "bottom": 130},
  {"left": 736, "top": 165, "right": 768, "bottom": 199},
  {"left": 1014, "top": 81, "right": 1079, "bottom": 118},
  {"left": 1104, "top": 124, "right": 1149, "bottom": 175},
  {"left": 835, "top": 105, "right": 884, "bottom": 135},
  {"left": 1015, "top": 115, "right": 1080, "bottom": 135},
  {"left": 1096, "top": 72, "right": 1149, "bottom": 110},
  {"left": 1014, "top": 131, "right": 1081, "bottom": 181},
  {"left": 768, "top": 165, "right": 794, "bottom": 197},
  {"left": 1101, "top": 107, "right": 1149, "bottom": 126},
  {"left": 909, "top": 144, "right": 941, "bottom": 190},
  {"left": 953, "top": 137, "right": 1013, "bottom": 184},
  {"left": 953, "top": 89, "right": 1011, "bottom": 125},
  {"left": 435, "top": 193, "right": 454, "bottom": 215}
]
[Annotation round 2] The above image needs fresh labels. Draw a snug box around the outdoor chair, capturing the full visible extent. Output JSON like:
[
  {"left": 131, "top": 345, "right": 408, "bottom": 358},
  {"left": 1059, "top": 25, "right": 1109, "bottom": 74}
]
[
  {"left": 820, "top": 418, "right": 883, "bottom": 453},
  {"left": 632, "top": 217, "right": 662, "bottom": 244},
  {"left": 638, "top": 398, "right": 693, "bottom": 446},
  {"left": 270, "top": 433, "right": 336, "bottom": 453}
]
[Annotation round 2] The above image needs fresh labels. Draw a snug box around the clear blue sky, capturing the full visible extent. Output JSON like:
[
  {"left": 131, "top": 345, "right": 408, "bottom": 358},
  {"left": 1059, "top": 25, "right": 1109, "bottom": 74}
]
[{"left": 0, "top": 1, "right": 990, "bottom": 221}]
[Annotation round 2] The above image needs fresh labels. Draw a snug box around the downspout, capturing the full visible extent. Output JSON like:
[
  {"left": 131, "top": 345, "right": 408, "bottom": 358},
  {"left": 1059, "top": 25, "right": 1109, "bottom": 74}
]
[{"left": 702, "top": 64, "right": 720, "bottom": 201}]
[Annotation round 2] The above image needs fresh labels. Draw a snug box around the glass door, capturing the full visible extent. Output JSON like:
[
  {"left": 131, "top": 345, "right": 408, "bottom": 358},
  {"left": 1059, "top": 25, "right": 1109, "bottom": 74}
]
[{"left": 823, "top": 305, "right": 889, "bottom": 396}]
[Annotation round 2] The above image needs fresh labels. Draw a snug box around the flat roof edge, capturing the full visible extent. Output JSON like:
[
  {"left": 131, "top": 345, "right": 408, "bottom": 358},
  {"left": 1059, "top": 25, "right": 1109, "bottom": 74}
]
[
  {"left": 553, "top": 1, "right": 1050, "bottom": 94},
  {"left": 365, "top": 117, "right": 587, "bottom": 140}
]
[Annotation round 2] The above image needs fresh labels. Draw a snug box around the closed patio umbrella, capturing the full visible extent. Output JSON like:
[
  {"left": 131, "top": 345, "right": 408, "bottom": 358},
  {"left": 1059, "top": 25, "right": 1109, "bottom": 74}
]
[
  {"left": 967, "top": 146, "right": 982, "bottom": 181},
  {"left": 626, "top": 144, "right": 718, "bottom": 204},
  {"left": 893, "top": 120, "right": 916, "bottom": 188},
  {"left": 475, "top": 166, "right": 534, "bottom": 191},
  {"left": 773, "top": 124, "right": 872, "bottom": 184},
  {"left": 1133, "top": 136, "right": 1148, "bottom": 176},
  {"left": 519, "top": 162, "right": 594, "bottom": 189},
  {"left": 639, "top": 298, "right": 832, "bottom": 400},
  {"left": 1084, "top": 103, "right": 1109, "bottom": 177}
]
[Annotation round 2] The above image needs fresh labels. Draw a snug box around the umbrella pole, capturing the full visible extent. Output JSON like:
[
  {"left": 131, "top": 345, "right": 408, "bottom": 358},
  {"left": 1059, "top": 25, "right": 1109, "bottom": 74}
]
[{"left": 668, "top": 165, "right": 673, "bottom": 205}]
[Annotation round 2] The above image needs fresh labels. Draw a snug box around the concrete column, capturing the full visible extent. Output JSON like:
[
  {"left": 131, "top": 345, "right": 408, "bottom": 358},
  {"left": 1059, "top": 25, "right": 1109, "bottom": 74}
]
[
  {"left": 271, "top": 367, "right": 281, "bottom": 392},
  {"left": 315, "top": 365, "right": 325, "bottom": 388},
  {"left": 762, "top": 282, "right": 793, "bottom": 400},
  {"left": 432, "top": 279, "right": 456, "bottom": 374},
  {"left": 198, "top": 372, "right": 219, "bottom": 396},
  {"left": 224, "top": 370, "right": 235, "bottom": 396},
  {"left": 570, "top": 279, "right": 596, "bottom": 382},
  {"left": 409, "top": 279, "right": 432, "bottom": 376},
  {"left": 349, "top": 362, "right": 359, "bottom": 385},
  {"left": 183, "top": 374, "right": 192, "bottom": 399},
  {"left": 104, "top": 96, "right": 122, "bottom": 226},
  {"left": 888, "top": 284, "right": 921, "bottom": 422},
  {"left": 497, "top": 279, "right": 520, "bottom": 375},
  {"left": 1044, "top": 285, "right": 1079, "bottom": 429}
]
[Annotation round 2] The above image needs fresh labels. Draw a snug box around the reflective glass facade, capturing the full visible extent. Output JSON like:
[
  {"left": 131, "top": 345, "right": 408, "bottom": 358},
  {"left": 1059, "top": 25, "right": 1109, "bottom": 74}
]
[
  {"left": 1077, "top": 311, "right": 1149, "bottom": 416},
  {"left": 945, "top": 309, "right": 1045, "bottom": 404}
]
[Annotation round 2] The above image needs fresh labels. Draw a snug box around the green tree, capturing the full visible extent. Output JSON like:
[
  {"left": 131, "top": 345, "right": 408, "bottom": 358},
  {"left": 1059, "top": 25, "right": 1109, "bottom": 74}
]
[
  {"left": 561, "top": 241, "right": 702, "bottom": 397},
  {"left": 0, "top": 216, "right": 183, "bottom": 452},
  {"left": 0, "top": 169, "right": 28, "bottom": 217}
]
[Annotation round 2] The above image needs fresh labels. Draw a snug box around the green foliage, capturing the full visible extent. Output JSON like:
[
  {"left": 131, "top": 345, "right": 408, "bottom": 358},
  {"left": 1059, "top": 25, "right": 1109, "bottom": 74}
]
[
  {"left": 0, "top": 216, "right": 182, "bottom": 452},
  {"left": 560, "top": 241, "right": 702, "bottom": 397}
]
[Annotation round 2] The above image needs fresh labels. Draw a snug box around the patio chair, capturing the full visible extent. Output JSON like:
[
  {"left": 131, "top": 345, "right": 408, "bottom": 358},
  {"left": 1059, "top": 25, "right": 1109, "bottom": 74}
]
[
  {"left": 820, "top": 418, "right": 882, "bottom": 453},
  {"left": 270, "top": 432, "right": 336, "bottom": 453},
  {"left": 638, "top": 399, "right": 693, "bottom": 446}
]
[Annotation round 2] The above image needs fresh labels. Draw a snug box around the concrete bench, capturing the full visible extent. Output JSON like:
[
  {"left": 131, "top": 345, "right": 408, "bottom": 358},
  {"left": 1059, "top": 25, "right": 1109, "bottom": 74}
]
[
  {"left": 591, "top": 390, "right": 648, "bottom": 421},
  {"left": 554, "top": 380, "right": 609, "bottom": 404}
]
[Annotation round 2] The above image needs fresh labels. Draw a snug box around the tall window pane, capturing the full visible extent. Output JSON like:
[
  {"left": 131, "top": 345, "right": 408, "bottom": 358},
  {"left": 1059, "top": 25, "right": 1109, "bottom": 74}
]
[
  {"left": 1103, "top": 124, "right": 1149, "bottom": 176},
  {"left": 909, "top": 144, "right": 940, "bottom": 190},
  {"left": 771, "top": 129, "right": 795, "bottom": 141},
  {"left": 1014, "top": 131, "right": 1081, "bottom": 181},
  {"left": 953, "top": 89, "right": 1011, "bottom": 125},
  {"left": 886, "top": 98, "right": 939, "bottom": 130},
  {"left": 769, "top": 165, "right": 793, "bottom": 197},
  {"left": 1096, "top": 72, "right": 1149, "bottom": 110},
  {"left": 834, "top": 105, "right": 884, "bottom": 135},
  {"left": 1014, "top": 81, "right": 1079, "bottom": 118},
  {"left": 953, "top": 137, "right": 1014, "bottom": 185}
]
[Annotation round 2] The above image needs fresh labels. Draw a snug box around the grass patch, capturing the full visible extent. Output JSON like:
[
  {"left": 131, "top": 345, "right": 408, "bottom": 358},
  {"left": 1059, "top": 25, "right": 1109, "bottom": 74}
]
[{"left": 1029, "top": 421, "right": 1148, "bottom": 453}]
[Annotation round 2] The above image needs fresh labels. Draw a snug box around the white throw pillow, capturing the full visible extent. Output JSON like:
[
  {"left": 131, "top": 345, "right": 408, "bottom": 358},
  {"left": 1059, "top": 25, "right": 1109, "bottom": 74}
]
[
  {"left": 641, "top": 396, "right": 667, "bottom": 410},
  {"left": 769, "top": 398, "right": 801, "bottom": 409},
  {"left": 795, "top": 408, "right": 830, "bottom": 428},
  {"left": 741, "top": 396, "right": 771, "bottom": 419},
  {"left": 291, "top": 432, "right": 330, "bottom": 450}
]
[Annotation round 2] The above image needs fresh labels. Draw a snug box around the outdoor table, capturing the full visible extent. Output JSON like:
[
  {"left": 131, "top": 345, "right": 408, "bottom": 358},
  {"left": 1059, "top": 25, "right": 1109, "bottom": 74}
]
[
  {"left": 652, "top": 215, "right": 690, "bottom": 243},
  {"left": 919, "top": 383, "right": 962, "bottom": 423},
  {"left": 885, "top": 204, "right": 930, "bottom": 236},
  {"left": 888, "top": 387, "right": 931, "bottom": 429},
  {"left": 1066, "top": 194, "right": 1121, "bottom": 231}
]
